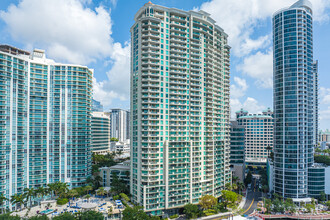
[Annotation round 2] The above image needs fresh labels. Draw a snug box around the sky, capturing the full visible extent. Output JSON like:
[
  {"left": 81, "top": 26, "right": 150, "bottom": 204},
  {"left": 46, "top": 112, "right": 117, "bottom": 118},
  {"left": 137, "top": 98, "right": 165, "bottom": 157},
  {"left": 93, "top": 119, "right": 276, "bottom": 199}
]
[{"left": 0, "top": 0, "right": 329, "bottom": 130}]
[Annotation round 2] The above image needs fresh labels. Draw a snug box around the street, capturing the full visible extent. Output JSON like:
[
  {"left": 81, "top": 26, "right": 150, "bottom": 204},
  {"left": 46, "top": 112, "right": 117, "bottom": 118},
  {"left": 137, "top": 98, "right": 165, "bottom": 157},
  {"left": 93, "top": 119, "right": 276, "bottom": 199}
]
[{"left": 241, "top": 177, "right": 262, "bottom": 216}]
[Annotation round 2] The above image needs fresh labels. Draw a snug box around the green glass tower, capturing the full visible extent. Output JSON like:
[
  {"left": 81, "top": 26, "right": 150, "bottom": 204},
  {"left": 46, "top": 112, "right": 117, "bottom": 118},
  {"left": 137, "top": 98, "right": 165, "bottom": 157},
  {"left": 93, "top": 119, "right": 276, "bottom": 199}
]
[
  {"left": 0, "top": 45, "right": 93, "bottom": 209},
  {"left": 130, "top": 3, "right": 231, "bottom": 215}
]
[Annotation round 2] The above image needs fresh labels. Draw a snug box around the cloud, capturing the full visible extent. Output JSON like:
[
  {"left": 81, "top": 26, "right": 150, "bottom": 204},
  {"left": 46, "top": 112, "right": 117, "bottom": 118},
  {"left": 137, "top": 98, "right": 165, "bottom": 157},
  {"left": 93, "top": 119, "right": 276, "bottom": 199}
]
[
  {"left": 238, "top": 50, "right": 273, "bottom": 88},
  {"left": 320, "top": 107, "right": 330, "bottom": 120},
  {"left": 230, "top": 97, "right": 266, "bottom": 118},
  {"left": 93, "top": 42, "right": 130, "bottom": 108},
  {"left": 0, "top": 0, "right": 131, "bottom": 109},
  {"left": 0, "top": 0, "right": 114, "bottom": 64},
  {"left": 200, "top": 0, "right": 330, "bottom": 56},
  {"left": 231, "top": 77, "right": 248, "bottom": 99},
  {"left": 320, "top": 87, "right": 330, "bottom": 104}
]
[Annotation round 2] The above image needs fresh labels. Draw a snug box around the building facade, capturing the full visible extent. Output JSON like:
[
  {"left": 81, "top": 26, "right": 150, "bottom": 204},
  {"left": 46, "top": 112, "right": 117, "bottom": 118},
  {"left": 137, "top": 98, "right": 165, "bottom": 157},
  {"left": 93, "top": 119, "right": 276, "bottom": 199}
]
[
  {"left": 229, "top": 121, "right": 245, "bottom": 182},
  {"left": 273, "top": 0, "right": 318, "bottom": 198},
  {"left": 92, "top": 99, "right": 103, "bottom": 112},
  {"left": 235, "top": 108, "right": 273, "bottom": 166},
  {"left": 130, "top": 3, "right": 231, "bottom": 215},
  {"left": 0, "top": 46, "right": 93, "bottom": 208},
  {"left": 92, "top": 112, "right": 111, "bottom": 154},
  {"left": 100, "top": 160, "right": 130, "bottom": 188},
  {"left": 109, "top": 109, "right": 129, "bottom": 142}
]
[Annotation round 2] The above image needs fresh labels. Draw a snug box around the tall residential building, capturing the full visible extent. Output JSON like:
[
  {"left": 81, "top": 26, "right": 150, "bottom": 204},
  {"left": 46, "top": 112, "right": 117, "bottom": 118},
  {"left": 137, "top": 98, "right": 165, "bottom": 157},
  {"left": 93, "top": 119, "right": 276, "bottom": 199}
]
[
  {"left": 273, "top": 0, "right": 318, "bottom": 198},
  {"left": 92, "top": 112, "right": 111, "bottom": 154},
  {"left": 235, "top": 108, "right": 273, "bottom": 166},
  {"left": 130, "top": 3, "right": 231, "bottom": 215},
  {"left": 109, "top": 109, "right": 129, "bottom": 142},
  {"left": 229, "top": 121, "right": 245, "bottom": 182},
  {"left": 0, "top": 45, "right": 93, "bottom": 208},
  {"left": 92, "top": 99, "right": 103, "bottom": 112}
]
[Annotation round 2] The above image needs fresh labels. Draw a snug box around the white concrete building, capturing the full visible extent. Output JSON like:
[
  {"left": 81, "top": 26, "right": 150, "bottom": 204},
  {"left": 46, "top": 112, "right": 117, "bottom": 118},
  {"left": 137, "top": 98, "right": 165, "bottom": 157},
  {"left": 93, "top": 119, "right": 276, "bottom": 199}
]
[{"left": 130, "top": 2, "right": 231, "bottom": 215}]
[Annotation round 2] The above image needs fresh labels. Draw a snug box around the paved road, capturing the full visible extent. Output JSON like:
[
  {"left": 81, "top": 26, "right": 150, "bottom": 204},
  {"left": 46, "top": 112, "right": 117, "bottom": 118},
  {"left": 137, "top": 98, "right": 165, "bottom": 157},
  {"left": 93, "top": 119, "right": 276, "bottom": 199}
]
[{"left": 241, "top": 178, "right": 262, "bottom": 216}]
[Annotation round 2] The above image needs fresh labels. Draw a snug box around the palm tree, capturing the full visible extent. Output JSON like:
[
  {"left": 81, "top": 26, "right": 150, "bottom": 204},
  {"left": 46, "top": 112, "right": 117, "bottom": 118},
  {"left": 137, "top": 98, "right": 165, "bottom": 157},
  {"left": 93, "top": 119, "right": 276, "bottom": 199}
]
[
  {"left": 225, "top": 182, "right": 232, "bottom": 191},
  {"left": 47, "top": 183, "right": 56, "bottom": 199},
  {"left": 0, "top": 193, "right": 8, "bottom": 214},
  {"left": 232, "top": 183, "right": 238, "bottom": 193},
  {"left": 232, "top": 176, "right": 239, "bottom": 184},
  {"left": 97, "top": 187, "right": 106, "bottom": 197},
  {"left": 94, "top": 175, "right": 102, "bottom": 189},
  {"left": 237, "top": 182, "right": 245, "bottom": 195},
  {"left": 84, "top": 194, "right": 91, "bottom": 203},
  {"left": 10, "top": 193, "right": 25, "bottom": 211},
  {"left": 58, "top": 182, "right": 69, "bottom": 198},
  {"left": 266, "top": 145, "right": 272, "bottom": 157},
  {"left": 36, "top": 186, "right": 46, "bottom": 206},
  {"left": 23, "top": 187, "right": 35, "bottom": 208},
  {"left": 85, "top": 185, "right": 93, "bottom": 195},
  {"left": 68, "top": 189, "right": 78, "bottom": 200}
]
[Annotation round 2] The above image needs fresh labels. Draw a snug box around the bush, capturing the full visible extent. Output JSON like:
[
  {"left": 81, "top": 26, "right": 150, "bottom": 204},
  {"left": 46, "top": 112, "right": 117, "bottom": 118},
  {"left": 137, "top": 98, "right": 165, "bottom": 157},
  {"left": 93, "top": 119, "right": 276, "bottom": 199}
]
[
  {"left": 113, "top": 195, "right": 120, "bottom": 200},
  {"left": 120, "top": 193, "right": 130, "bottom": 202},
  {"left": 56, "top": 198, "right": 69, "bottom": 205},
  {"left": 203, "top": 209, "right": 217, "bottom": 216},
  {"left": 169, "top": 214, "right": 179, "bottom": 219}
]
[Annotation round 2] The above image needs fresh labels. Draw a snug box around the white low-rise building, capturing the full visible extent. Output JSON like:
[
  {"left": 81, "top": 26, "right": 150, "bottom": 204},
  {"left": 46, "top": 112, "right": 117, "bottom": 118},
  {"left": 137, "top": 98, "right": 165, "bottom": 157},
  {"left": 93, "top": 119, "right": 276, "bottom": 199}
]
[{"left": 100, "top": 160, "right": 130, "bottom": 188}]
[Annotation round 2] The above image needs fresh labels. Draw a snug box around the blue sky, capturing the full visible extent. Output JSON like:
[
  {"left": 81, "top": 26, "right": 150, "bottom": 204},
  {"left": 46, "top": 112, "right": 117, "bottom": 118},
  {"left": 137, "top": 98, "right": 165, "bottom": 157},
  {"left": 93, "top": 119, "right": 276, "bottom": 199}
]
[{"left": 0, "top": 0, "right": 330, "bottom": 129}]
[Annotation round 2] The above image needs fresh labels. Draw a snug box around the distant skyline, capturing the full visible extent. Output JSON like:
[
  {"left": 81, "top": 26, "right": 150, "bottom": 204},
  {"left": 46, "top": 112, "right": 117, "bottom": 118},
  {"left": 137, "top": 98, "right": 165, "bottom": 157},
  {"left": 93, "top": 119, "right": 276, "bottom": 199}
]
[{"left": 0, "top": 0, "right": 329, "bottom": 129}]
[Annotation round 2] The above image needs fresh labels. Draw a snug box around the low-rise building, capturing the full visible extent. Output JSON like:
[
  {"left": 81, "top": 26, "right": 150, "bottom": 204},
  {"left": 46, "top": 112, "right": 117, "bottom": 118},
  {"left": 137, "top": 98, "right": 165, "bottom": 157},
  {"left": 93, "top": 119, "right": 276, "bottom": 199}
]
[{"left": 100, "top": 160, "right": 130, "bottom": 188}]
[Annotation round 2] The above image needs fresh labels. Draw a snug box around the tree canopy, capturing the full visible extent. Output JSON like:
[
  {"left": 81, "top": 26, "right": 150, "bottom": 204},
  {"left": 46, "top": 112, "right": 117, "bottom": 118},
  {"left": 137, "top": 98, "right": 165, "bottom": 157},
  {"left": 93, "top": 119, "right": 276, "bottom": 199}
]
[{"left": 199, "top": 195, "right": 218, "bottom": 210}]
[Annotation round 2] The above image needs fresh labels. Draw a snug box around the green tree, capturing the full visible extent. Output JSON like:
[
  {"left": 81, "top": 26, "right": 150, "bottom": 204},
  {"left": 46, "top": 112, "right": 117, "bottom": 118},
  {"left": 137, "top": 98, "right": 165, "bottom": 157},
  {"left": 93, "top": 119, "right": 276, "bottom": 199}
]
[
  {"left": 35, "top": 186, "right": 46, "bottom": 205},
  {"left": 122, "top": 206, "right": 149, "bottom": 220},
  {"left": 67, "top": 189, "right": 78, "bottom": 200},
  {"left": 0, "top": 194, "right": 8, "bottom": 214},
  {"left": 183, "top": 203, "right": 200, "bottom": 219},
  {"left": 199, "top": 195, "right": 218, "bottom": 210},
  {"left": 221, "top": 190, "right": 238, "bottom": 209},
  {"left": 0, "top": 213, "right": 20, "bottom": 220},
  {"left": 244, "top": 171, "right": 252, "bottom": 186},
  {"left": 319, "top": 192, "right": 326, "bottom": 202},
  {"left": 232, "top": 176, "right": 239, "bottom": 184},
  {"left": 76, "top": 210, "right": 104, "bottom": 220},
  {"left": 110, "top": 137, "right": 119, "bottom": 142},
  {"left": 52, "top": 212, "right": 75, "bottom": 220},
  {"left": 224, "top": 183, "right": 232, "bottom": 191},
  {"left": 111, "top": 173, "right": 129, "bottom": 195},
  {"left": 84, "top": 185, "right": 93, "bottom": 195},
  {"left": 28, "top": 216, "right": 49, "bottom": 220},
  {"left": 326, "top": 200, "right": 330, "bottom": 210},
  {"left": 24, "top": 187, "right": 35, "bottom": 208},
  {"left": 264, "top": 199, "right": 272, "bottom": 214},
  {"left": 237, "top": 182, "right": 245, "bottom": 195}
]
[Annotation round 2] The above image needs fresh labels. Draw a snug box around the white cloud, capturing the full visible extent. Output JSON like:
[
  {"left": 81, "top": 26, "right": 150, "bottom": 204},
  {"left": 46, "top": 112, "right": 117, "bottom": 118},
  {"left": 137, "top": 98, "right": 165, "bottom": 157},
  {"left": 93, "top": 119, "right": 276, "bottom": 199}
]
[
  {"left": 0, "top": 0, "right": 131, "bottom": 109},
  {"left": 231, "top": 77, "right": 248, "bottom": 99},
  {"left": 230, "top": 97, "right": 266, "bottom": 119},
  {"left": 320, "top": 107, "right": 330, "bottom": 120},
  {"left": 93, "top": 42, "right": 130, "bottom": 107},
  {"left": 320, "top": 87, "right": 330, "bottom": 104},
  {"left": 200, "top": 0, "right": 330, "bottom": 56},
  {"left": 0, "top": 0, "right": 114, "bottom": 64},
  {"left": 238, "top": 50, "right": 273, "bottom": 88}
]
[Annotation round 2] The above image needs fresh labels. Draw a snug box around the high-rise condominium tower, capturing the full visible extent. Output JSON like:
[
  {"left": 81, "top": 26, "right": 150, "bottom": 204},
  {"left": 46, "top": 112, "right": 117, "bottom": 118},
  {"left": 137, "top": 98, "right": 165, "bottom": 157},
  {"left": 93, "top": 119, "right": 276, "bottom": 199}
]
[
  {"left": 109, "top": 109, "right": 129, "bottom": 142},
  {"left": 273, "top": 0, "right": 318, "bottom": 198},
  {"left": 0, "top": 45, "right": 93, "bottom": 209},
  {"left": 130, "top": 2, "right": 231, "bottom": 215},
  {"left": 92, "top": 112, "right": 111, "bottom": 154}
]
